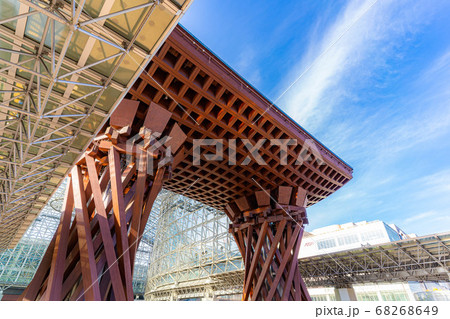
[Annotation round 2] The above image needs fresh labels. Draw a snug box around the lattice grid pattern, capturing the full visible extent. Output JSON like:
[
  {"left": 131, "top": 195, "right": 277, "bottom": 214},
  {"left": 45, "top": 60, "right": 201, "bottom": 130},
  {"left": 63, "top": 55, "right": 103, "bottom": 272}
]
[{"left": 128, "top": 25, "right": 353, "bottom": 211}]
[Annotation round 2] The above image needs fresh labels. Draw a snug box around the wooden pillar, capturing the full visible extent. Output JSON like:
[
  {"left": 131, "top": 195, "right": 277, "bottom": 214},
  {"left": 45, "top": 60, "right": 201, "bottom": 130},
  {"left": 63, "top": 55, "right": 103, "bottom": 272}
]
[
  {"left": 19, "top": 100, "right": 186, "bottom": 301},
  {"left": 226, "top": 186, "right": 311, "bottom": 301}
]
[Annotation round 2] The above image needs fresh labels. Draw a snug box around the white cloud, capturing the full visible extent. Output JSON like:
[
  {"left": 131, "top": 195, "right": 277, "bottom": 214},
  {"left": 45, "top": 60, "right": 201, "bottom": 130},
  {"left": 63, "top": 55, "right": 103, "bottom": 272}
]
[
  {"left": 235, "top": 46, "right": 262, "bottom": 86},
  {"left": 362, "top": 48, "right": 450, "bottom": 161},
  {"left": 309, "top": 46, "right": 450, "bottom": 167},
  {"left": 272, "top": 0, "right": 450, "bottom": 235},
  {"left": 279, "top": 0, "right": 439, "bottom": 132},
  {"left": 413, "top": 169, "right": 450, "bottom": 198},
  {"left": 404, "top": 211, "right": 437, "bottom": 224}
]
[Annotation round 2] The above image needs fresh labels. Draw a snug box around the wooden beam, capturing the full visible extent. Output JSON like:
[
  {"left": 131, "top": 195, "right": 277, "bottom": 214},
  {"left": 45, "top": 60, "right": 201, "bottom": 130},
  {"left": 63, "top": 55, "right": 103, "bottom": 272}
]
[
  {"left": 243, "top": 221, "right": 268, "bottom": 301},
  {"left": 267, "top": 224, "right": 301, "bottom": 300},
  {"left": 71, "top": 165, "right": 101, "bottom": 301},
  {"left": 281, "top": 225, "right": 303, "bottom": 301},
  {"left": 252, "top": 219, "right": 287, "bottom": 300},
  {"left": 44, "top": 178, "right": 75, "bottom": 300},
  {"left": 128, "top": 150, "right": 147, "bottom": 271},
  {"left": 86, "top": 155, "right": 126, "bottom": 300},
  {"left": 108, "top": 147, "right": 134, "bottom": 300}
]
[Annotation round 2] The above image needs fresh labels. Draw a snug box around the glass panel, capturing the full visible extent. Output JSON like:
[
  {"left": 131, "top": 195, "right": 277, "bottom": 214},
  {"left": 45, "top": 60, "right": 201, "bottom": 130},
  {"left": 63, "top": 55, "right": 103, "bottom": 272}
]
[
  {"left": 317, "top": 238, "right": 336, "bottom": 250},
  {"left": 103, "top": 0, "right": 151, "bottom": 41},
  {"left": 361, "top": 229, "right": 385, "bottom": 242},
  {"left": 84, "top": 39, "right": 122, "bottom": 79},
  {"left": 381, "top": 291, "right": 409, "bottom": 301},
  {"left": 312, "top": 295, "right": 327, "bottom": 301},
  {"left": 83, "top": 0, "right": 108, "bottom": 18},
  {"left": 134, "top": 6, "right": 175, "bottom": 51},
  {"left": 337, "top": 233, "right": 359, "bottom": 246},
  {"left": 113, "top": 50, "right": 144, "bottom": 85},
  {"left": 96, "top": 86, "right": 121, "bottom": 112},
  {"left": 0, "top": 0, "right": 21, "bottom": 30},
  {"left": 357, "top": 292, "right": 379, "bottom": 301}
]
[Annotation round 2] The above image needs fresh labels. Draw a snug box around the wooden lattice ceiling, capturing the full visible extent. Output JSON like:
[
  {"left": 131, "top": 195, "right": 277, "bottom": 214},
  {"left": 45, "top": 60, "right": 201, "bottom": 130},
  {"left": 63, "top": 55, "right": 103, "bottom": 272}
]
[{"left": 119, "top": 25, "right": 353, "bottom": 211}]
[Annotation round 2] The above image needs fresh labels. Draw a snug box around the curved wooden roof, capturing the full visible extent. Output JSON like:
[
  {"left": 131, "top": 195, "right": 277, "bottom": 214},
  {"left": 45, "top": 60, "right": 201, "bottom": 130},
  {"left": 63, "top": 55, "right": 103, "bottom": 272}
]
[{"left": 125, "top": 25, "right": 353, "bottom": 210}]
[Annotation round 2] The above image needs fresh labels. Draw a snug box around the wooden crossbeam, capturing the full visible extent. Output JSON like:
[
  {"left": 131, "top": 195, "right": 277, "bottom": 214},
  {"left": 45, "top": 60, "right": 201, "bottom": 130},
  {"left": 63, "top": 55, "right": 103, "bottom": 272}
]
[
  {"left": 128, "top": 151, "right": 147, "bottom": 271},
  {"left": 18, "top": 93, "right": 316, "bottom": 301},
  {"left": 282, "top": 225, "right": 304, "bottom": 301}
]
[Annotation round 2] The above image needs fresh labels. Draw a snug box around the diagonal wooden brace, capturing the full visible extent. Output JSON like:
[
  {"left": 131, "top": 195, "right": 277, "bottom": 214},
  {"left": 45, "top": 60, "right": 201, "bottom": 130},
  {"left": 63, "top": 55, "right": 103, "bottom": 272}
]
[{"left": 227, "top": 186, "right": 311, "bottom": 301}]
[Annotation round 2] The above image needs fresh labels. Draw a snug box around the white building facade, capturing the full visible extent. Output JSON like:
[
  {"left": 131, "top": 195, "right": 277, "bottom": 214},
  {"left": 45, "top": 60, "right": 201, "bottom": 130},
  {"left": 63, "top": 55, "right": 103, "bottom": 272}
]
[
  {"left": 300, "top": 220, "right": 410, "bottom": 258},
  {"left": 302, "top": 220, "right": 449, "bottom": 301}
]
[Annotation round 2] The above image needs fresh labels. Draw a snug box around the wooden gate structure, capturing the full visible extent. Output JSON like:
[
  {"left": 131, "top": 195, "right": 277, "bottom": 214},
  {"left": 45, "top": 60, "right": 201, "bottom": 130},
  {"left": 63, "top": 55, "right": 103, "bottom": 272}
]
[{"left": 18, "top": 25, "right": 353, "bottom": 301}]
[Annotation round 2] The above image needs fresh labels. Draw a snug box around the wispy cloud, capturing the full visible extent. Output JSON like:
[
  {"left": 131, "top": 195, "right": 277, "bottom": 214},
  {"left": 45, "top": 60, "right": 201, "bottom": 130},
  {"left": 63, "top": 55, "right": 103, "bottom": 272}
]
[
  {"left": 404, "top": 211, "right": 437, "bottom": 224},
  {"left": 279, "top": 0, "right": 439, "bottom": 132},
  {"left": 235, "top": 46, "right": 262, "bottom": 86},
  {"left": 342, "top": 47, "right": 450, "bottom": 162},
  {"left": 412, "top": 169, "right": 450, "bottom": 199},
  {"left": 304, "top": 39, "right": 450, "bottom": 234}
]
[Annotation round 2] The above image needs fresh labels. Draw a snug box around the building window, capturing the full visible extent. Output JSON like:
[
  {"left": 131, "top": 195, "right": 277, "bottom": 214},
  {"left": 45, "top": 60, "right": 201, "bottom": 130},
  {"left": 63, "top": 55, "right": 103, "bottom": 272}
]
[
  {"left": 357, "top": 292, "right": 379, "bottom": 301},
  {"left": 414, "top": 291, "right": 450, "bottom": 301},
  {"left": 337, "top": 234, "right": 359, "bottom": 246},
  {"left": 381, "top": 291, "right": 409, "bottom": 301},
  {"left": 360, "top": 229, "right": 384, "bottom": 242},
  {"left": 385, "top": 226, "right": 401, "bottom": 242},
  {"left": 312, "top": 295, "right": 328, "bottom": 301},
  {"left": 317, "top": 238, "right": 336, "bottom": 250}
]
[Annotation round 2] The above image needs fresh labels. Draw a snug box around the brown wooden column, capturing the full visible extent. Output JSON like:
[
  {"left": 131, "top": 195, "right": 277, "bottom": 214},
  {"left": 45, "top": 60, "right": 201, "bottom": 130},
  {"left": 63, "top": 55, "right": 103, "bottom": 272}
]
[
  {"left": 19, "top": 100, "right": 186, "bottom": 301},
  {"left": 226, "top": 186, "right": 311, "bottom": 301}
]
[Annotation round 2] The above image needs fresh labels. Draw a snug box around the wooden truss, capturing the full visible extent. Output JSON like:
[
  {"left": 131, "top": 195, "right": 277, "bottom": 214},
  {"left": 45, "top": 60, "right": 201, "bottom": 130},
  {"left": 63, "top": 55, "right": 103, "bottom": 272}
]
[
  {"left": 18, "top": 99, "right": 186, "bottom": 301},
  {"left": 226, "top": 186, "right": 311, "bottom": 301}
]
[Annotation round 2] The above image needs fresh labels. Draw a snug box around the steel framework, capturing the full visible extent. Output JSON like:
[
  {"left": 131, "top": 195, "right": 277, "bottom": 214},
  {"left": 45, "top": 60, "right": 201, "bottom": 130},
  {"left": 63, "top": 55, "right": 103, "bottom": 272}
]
[
  {"left": 300, "top": 233, "right": 450, "bottom": 288},
  {"left": 145, "top": 191, "right": 244, "bottom": 300},
  {"left": 0, "top": 180, "right": 66, "bottom": 289},
  {"left": 147, "top": 271, "right": 244, "bottom": 301},
  {"left": 145, "top": 232, "right": 450, "bottom": 300},
  {"left": 0, "top": 0, "right": 193, "bottom": 252}
]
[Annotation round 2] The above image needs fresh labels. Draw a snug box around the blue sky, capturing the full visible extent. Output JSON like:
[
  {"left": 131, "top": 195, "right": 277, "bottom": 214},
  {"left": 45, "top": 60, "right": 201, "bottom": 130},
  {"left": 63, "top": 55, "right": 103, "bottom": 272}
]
[{"left": 180, "top": 0, "right": 450, "bottom": 235}]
